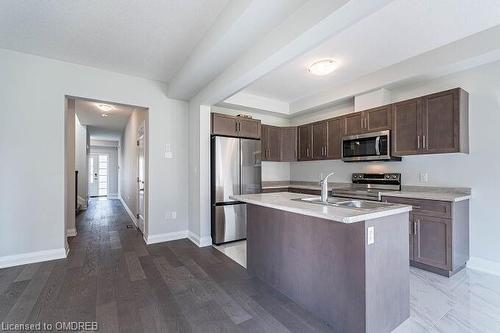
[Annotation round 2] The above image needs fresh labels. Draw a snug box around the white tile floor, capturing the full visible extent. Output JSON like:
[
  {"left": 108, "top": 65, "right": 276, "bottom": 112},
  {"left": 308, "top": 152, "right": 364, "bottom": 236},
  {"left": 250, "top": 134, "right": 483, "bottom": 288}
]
[{"left": 215, "top": 240, "right": 500, "bottom": 333}]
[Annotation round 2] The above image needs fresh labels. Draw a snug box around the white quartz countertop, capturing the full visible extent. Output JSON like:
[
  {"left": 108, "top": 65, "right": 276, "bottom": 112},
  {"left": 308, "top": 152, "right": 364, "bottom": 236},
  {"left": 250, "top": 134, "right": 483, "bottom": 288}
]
[
  {"left": 380, "top": 189, "right": 471, "bottom": 202},
  {"left": 231, "top": 192, "right": 412, "bottom": 224},
  {"left": 262, "top": 182, "right": 471, "bottom": 202}
]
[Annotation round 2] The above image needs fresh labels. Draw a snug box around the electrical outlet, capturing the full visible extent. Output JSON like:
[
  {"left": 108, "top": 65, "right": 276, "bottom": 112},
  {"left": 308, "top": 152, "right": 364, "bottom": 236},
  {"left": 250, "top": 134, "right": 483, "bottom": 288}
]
[
  {"left": 367, "top": 226, "right": 375, "bottom": 245},
  {"left": 164, "top": 151, "right": 173, "bottom": 159},
  {"left": 171, "top": 211, "right": 176, "bottom": 219},
  {"left": 419, "top": 172, "right": 428, "bottom": 183}
]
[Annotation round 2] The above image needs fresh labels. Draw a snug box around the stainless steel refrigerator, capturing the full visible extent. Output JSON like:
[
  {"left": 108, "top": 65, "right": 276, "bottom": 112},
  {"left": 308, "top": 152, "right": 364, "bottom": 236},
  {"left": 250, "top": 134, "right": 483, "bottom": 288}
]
[{"left": 211, "top": 135, "right": 261, "bottom": 245}]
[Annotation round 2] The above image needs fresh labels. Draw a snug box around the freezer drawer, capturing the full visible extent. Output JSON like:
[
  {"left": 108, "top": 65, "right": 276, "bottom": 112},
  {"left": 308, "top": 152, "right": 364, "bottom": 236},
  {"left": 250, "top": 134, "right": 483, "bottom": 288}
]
[{"left": 212, "top": 204, "right": 247, "bottom": 244}]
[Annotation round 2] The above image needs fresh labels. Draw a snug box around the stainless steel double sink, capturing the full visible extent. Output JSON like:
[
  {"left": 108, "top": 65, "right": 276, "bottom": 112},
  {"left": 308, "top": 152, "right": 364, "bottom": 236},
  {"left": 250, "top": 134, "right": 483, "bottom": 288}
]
[{"left": 292, "top": 197, "right": 394, "bottom": 210}]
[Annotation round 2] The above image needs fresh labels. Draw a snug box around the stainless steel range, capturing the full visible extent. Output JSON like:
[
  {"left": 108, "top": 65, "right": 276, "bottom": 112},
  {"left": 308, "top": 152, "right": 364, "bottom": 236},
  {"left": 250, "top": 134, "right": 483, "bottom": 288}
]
[{"left": 332, "top": 173, "right": 401, "bottom": 201}]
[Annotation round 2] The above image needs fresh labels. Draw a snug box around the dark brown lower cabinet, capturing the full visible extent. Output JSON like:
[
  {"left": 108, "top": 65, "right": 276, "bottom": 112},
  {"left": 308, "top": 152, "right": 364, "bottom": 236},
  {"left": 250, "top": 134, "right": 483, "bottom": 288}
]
[
  {"left": 382, "top": 196, "right": 469, "bottom": 277},
  {"left": 413, "top": 214, "right": 451, "bottom": 271}
]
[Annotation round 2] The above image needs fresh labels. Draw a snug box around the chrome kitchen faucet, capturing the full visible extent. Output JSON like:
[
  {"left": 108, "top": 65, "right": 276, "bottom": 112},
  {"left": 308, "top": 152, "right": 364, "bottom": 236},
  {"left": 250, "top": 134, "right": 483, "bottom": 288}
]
[{"left": 320, "top": 172, "right": 335, "bottom": 203}]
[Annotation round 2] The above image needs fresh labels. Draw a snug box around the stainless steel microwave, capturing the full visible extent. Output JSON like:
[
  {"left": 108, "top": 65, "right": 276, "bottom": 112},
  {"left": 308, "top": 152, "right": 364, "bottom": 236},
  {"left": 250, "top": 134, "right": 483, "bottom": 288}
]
[{"left": 342, "top": 130, "right": 401, "bottom": 162}]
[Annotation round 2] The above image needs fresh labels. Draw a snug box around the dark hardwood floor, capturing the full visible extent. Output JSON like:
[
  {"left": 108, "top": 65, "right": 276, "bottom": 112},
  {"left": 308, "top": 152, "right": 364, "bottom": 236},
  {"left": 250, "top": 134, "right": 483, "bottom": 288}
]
[{"left": 0, "top": 199, "right": 333, "bottom": 332}]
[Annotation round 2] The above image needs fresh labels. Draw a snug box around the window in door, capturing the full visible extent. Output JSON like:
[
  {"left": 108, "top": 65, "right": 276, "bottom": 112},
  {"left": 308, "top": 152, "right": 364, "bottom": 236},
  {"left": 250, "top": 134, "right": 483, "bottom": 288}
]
[{"left": 98, "top": 154, "right": 108, "bottom": 196}]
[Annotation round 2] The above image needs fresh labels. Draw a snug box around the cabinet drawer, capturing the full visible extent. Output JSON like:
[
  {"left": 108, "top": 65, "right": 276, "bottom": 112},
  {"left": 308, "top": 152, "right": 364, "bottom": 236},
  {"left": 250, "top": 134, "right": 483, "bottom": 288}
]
[{"left": 382, "top": 196, "right": 452, "bottom": 219}]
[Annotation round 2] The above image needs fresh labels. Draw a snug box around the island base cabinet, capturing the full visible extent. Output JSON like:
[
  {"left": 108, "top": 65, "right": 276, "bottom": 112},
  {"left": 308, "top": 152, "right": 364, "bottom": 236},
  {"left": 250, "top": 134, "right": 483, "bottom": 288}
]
[{"left": 246, "top": 204, "right": 410, "bottom": 333}]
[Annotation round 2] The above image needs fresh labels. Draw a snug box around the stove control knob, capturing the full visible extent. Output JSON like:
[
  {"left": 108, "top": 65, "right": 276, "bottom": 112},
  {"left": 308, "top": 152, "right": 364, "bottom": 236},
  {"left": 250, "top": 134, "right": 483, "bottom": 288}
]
[
  {"left": 392, "top": 175, "right": 397, "bottom": 179},
  {"left": 385, "top": 175, "right": 390, "bottom": 179}
]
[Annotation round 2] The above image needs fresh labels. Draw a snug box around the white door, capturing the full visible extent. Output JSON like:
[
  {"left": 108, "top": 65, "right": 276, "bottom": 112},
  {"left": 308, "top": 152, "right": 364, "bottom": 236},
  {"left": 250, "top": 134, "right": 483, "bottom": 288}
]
[
  {"left": 137, "top": 123, "right": 145, "bottom": 233},
  {"left": 89, "top": 153, "right": 109, "bottom": 197}
]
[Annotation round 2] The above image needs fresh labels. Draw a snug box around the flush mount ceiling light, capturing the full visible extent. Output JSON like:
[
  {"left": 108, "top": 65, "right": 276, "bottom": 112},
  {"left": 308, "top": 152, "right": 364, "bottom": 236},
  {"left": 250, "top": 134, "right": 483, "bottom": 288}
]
[
  {"left": 307, "top": 59, "right": 338, "bottom": 76},
  {"left": 97, "top": 103, "right": 113, "bottom": 112},
  {"left": 101, "top": 113, "right": 109, "bottom": 117}
]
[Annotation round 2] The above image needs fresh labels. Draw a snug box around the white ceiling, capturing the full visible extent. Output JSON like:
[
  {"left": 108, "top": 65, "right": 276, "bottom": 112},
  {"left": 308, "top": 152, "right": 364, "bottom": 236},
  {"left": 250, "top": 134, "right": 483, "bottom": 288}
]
[
  {"left": 242, "top": 0, "right": 500, "bottom": 104},
  {"left": 0, "top": 0, "right": 229, "bottom": 84},
  {"left": 75, "top": 99, "right": 137, "bottom": 140}
]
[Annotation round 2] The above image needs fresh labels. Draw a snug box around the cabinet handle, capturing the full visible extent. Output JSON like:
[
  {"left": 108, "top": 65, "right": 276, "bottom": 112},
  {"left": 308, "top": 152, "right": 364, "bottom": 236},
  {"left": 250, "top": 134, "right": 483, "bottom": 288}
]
[
  {"left": 236, "top": 122, "right": 239, "bottom": 132},
  {"left": 307, "top": 147, "right": 310, "bottom": 157},
  {"left": 412, "top": 205, "right": 421, "bottom": 209},
  {"left": 423, "top": 135, "right": 426, "bottom": 149},
  {"left": 417, "top": 135, "right": 420, "bottom": 149},
  {"left": 413, "top": 221, "right": 418, "bottom": 235}
]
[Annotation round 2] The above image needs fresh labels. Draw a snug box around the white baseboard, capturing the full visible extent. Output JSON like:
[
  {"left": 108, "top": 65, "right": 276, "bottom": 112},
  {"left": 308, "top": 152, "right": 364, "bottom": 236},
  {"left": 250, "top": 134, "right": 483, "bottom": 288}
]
[
  {"left": 108, "top": 193, "right": 119, "bottom": 199},
  {"left": 188, "top": 231, "right": 212, "bottom": 247},
  {"left": 67, "top": 228, "right": 77, "bottom": 237},
  {"left": 467, "top": 257, "right": 500, "bottom": 276},
  {"left": 146, "top": 230, "right": 188, "bottom": 245},
  {"left": 119, "top": 196, "right": 138, "bottom": 228},
  {"left": 0, "top": 248, "right": 67, "bottom": 269}
]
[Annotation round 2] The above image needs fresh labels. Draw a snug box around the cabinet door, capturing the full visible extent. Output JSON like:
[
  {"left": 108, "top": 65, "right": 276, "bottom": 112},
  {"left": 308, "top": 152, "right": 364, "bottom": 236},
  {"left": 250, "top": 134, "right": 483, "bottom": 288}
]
[
  {"left": 392, "top": 98, "right": 422, "bottom": 156},
  {"left": 409, "top": 215, "right": 415, "bottom": 261},
  {"left": 267, "top": 125, "right": 281, "bottom": 161},
  {"left": 311, "top": 121, "right": 327, "bottom": 160},
  {"left": 280, "top": 127, "right": 297, "bottom": 161},
  {"left": 413, "top": 214, "right": 452, "bottom": 270},
  {"left": 365, "top": 105, "right": 391, "bottom": 132},
  {"left": 212, "top": 113, "right": 238, "bottom": 136},
  {"left": 422, "top": 89, "right": 459, "bottom": 154},
  {"left": 297, "top": 124, "right": 312, "bottom": 161},
  {"left": 237, "top": 118, "right": 261, "bottom": 139},
  {"left": 344, "top": 112, "right": 364, "bottom": 136},
  {"left": 261, "top": 125, "right": 269, "bottom": 161},
  {"left": 326, "top": 117, "right": 343, "bottom": 159}
]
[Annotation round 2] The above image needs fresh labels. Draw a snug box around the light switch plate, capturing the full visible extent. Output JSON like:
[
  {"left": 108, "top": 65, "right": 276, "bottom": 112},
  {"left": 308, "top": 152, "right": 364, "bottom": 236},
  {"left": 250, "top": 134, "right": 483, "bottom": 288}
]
[
  {"left": 367, "top": 226, "right": 375, "bottom": 245},
  {"left": 165, "top": 151, "right": 173, "bottom": 159},
  {"left": 419, "top": 172, "right": 428, "bottom": 183}
]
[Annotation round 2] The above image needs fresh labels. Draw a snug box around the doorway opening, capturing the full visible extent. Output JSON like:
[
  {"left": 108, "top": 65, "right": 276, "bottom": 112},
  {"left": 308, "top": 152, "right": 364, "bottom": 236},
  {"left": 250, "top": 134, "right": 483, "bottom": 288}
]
[
  {"left": 64, "top": 96, "right": 149, "bottom": 246},
  {"left": 89, "top": 153, "right": 109, "bottom": 197}
]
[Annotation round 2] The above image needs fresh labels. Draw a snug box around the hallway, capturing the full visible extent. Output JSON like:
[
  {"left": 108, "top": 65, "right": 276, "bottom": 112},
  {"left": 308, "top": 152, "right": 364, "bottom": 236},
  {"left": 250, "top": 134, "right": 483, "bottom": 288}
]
[{"left": 0, "top": 199, "right": 332, "bottom": 332}]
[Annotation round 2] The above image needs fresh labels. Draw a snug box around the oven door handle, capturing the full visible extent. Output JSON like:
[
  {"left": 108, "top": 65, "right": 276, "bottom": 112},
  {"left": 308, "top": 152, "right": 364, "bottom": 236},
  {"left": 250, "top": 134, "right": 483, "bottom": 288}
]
[{"left": 375, "top": 136, "right": 381, "bottom": 156}]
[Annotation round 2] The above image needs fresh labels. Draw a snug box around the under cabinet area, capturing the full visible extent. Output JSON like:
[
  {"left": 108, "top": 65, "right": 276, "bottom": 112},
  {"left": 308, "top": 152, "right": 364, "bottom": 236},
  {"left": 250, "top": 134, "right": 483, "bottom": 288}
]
[{"left": 382, "top": 195, "right": 469, "bottom": 277}]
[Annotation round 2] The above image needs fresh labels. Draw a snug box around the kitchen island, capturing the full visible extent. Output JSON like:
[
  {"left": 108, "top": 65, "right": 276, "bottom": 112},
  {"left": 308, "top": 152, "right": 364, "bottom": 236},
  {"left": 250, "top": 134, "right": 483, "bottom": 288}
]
[{"left": 231, "top": 192, "right": 412, "bottom": 333}]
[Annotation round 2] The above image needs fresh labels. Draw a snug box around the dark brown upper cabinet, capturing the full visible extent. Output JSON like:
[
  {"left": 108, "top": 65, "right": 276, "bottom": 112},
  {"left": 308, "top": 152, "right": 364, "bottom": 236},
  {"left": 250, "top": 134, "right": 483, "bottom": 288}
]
[
  {"left": 280, "top": 127, "right": 297, "bottom": 162},
  {"left": 326, "top": 117, "right": 344, "bottom": 159},
  {"left": 211, "top": 113, "right": 261, "bottom": 139},
  {"left": 392, "top": 97, "right": 422, "bottom": 156},
  {"left": 422, "top": 88, "right": 468, "bottom": 154},
  {"left": 261, "top": 125, "right": 281, "bottom": 161},
  {"left": 364, "top": 105, "right": 392, "bottom": 132},
  {"left": 344, "top": 112, "right": 364, "bottom": 136},
  {"left": 311, "top": 121, "right": 328, "bottom": 160},
  {"left": 392, "top": 88, "right": 468, "bottom": 156},
  {"left": 297, "top": 124, "right": 312, "bottom": 161},
  {"left": 236, "top": 117, "right": 261, "bottom": 139},
  {"left": 344, "top": 105, "right": 391, "bottom": 136}
]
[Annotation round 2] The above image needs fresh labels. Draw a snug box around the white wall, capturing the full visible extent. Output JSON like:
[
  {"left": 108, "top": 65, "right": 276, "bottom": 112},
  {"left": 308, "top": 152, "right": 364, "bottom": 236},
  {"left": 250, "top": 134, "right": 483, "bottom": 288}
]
[
  {"left": 120, "top": 110, "right": 147, "bottom": 223},
  {"left": 90, "top": 145, "right": 119, "bottom": 197},
  {"left": 0, "top": 48, "right": 188, "bottom": 264},
  {"left": 211, "top": 106, "right": 291, "bottom": 181},
  {"left": 290, "top": 61, "right": 500, "bottom": 266},
  {"left": 65, "top": 99, "right": 76, "bottom": 240},
  {"left": 75, "top": 114, "right": 88, "bottom": 208}
]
